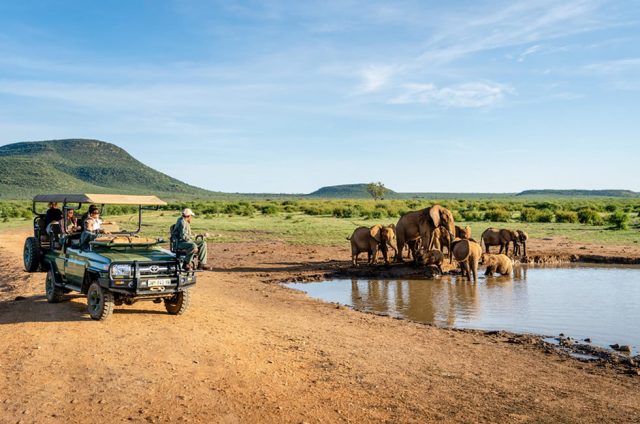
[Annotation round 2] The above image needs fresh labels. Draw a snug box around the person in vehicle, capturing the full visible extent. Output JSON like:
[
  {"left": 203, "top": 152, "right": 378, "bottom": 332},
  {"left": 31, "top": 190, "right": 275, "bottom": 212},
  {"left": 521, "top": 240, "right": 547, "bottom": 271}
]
[
  {"left": 64, "top": 208, "right": 80, "bottom": 233},
  {"left": 80, "top": 207, "right": 108, "bottom": 250},
  {"left": 44, "top": 202, "right": 63, "bottom": 227},
  {"left": 172, "top": 208, "right": 210, "bottom": 271}
]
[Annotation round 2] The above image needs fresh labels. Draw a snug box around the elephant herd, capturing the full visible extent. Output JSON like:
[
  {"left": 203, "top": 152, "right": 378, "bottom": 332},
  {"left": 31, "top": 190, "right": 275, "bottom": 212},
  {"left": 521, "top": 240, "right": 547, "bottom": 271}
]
[{"left": 348, "top": 205, "right": 529, "bottom": 281}]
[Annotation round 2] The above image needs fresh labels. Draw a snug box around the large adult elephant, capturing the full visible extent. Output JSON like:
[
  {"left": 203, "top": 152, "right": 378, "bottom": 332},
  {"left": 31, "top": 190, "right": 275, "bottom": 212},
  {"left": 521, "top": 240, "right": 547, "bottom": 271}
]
[{"left": 395, "top": 205, "right": 455, "bottom": 262}]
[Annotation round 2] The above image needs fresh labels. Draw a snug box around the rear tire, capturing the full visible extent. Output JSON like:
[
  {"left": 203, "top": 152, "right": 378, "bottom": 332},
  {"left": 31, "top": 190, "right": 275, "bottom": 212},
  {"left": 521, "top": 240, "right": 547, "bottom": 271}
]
[
  {"left": 87, "top": 283, "right": 114, "bottom": 321},
  {"left": 23, "top": 237, "right": 41, "bottom": 272},
  {"left": 164, "top": 289, "right": 191, "bottom": 315},
  {"left": 45, "top": 269, "right": 65, "bottom": 303}
]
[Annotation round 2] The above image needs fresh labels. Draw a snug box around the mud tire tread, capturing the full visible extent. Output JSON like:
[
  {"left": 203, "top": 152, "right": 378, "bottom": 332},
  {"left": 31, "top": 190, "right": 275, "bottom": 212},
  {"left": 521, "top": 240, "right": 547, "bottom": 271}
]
[{"left": 165, "top": 289, "right": 191, "bottom": 315}]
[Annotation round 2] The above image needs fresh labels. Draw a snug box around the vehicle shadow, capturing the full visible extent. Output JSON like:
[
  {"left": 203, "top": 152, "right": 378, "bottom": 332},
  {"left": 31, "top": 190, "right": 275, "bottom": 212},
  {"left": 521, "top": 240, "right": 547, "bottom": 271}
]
[
  {"left": 0, "top": 295, "right": 170, "bottom": 324},
  {"left": 0, "top": 294, "right": 89, "bottom": 324}
]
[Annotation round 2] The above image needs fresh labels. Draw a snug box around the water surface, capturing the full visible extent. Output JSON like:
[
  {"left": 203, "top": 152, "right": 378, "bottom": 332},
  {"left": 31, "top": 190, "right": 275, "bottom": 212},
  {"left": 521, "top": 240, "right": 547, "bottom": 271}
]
[{"left": 286, "top": 265, "right": 640, "bottom": 354}]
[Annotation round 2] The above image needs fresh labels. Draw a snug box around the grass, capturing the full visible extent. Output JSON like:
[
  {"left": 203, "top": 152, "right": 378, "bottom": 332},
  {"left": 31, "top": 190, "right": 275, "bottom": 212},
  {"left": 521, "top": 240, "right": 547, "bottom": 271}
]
[{"left": 6, "top": 212, "right": 637, "bottom": 247}]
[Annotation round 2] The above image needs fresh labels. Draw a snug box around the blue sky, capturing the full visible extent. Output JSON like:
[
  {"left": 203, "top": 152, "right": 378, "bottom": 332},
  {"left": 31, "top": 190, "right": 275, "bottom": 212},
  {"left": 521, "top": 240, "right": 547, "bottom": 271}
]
[{"left": 0, "top": 1, "right": 639, "bottom": 193}]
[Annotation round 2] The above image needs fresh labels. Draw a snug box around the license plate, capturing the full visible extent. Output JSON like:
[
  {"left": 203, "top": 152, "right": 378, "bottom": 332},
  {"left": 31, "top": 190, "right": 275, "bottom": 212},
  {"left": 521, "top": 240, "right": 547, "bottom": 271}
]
[{"left": 146, "top": 278, "right": 172, "bottom": 287}]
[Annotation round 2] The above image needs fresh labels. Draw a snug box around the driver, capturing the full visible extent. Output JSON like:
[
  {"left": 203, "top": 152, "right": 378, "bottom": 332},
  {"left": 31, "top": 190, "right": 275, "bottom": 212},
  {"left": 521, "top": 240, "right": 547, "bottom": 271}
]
[{"left": 172, "top": 208, "right": 210, "bottom": 271}]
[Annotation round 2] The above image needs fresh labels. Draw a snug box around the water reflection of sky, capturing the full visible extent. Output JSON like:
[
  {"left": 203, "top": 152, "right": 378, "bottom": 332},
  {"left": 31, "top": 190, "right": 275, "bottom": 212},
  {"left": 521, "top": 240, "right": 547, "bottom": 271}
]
[{"left": 287, "top": 266, "right": 640, "bottom": 354}]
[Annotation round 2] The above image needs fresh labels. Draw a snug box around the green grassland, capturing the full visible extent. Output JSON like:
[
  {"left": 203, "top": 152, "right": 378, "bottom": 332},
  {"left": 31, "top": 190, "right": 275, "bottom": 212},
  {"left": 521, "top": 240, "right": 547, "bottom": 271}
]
[{"left": 2, "top": 197, "right": 638, "bottom": 247}]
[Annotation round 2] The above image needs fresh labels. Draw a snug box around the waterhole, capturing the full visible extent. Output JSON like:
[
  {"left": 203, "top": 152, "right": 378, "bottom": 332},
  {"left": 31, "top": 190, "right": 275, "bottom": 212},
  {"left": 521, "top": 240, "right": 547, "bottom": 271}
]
[{"left": 286, "top": 264, "right": 640, "bottom": 354}]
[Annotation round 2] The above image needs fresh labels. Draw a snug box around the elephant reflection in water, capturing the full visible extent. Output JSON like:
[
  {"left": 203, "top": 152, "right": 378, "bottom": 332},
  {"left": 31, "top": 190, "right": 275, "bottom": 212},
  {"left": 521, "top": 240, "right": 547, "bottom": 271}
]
[
  {"left": 513, "top": 265, "right": 528, "bottom": 280},
  {"left": 350, "top": 279, "right": 393, "bottom": 314},
  {"left": 349, "top": 278, "right": 482, "bottom": 327}
]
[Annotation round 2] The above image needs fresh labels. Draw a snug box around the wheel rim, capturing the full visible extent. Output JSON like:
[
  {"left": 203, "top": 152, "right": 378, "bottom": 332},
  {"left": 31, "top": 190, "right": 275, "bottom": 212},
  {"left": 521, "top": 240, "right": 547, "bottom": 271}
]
[{"left": 88, "top": 288, "right": 102, "bottom": 314}]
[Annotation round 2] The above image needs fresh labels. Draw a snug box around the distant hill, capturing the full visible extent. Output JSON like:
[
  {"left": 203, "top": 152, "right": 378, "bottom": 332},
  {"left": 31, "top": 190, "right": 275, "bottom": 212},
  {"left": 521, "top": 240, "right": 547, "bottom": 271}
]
[
  {"left": 306, "top": 184, "right": 399, "bottom": 199},
  {"left": 517, "top": 189, "right": 638, "bottom": 198},
  {"left": 0, "top": 139, "right": 217, "bottom": 199}
]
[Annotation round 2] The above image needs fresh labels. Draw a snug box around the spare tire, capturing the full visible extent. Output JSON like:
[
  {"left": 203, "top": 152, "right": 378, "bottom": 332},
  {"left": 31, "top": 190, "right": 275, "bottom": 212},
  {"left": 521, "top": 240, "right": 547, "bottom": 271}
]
[{"left": 23, "top": 237, "right": 41, "bottom": 272}]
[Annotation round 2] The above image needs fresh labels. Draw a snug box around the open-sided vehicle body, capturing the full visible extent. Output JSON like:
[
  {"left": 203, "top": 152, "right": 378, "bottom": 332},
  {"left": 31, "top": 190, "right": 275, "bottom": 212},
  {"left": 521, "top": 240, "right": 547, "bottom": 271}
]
[{"left": 23, "top": 194, "right": 196, "bottom": 320}]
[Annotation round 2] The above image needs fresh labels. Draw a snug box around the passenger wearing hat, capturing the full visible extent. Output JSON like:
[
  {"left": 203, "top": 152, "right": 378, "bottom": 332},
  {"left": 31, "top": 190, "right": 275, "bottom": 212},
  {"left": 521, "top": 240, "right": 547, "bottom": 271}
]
[{"left": 172, "top": 208, "right": 210, "bottom": 271}]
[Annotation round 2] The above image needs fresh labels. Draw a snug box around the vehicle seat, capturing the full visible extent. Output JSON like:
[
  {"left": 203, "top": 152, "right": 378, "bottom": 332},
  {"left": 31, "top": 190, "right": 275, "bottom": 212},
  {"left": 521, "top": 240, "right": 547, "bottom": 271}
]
[
  {"left": 47, "top": 222, "right": 63, "bottom": 250},
  {"left": 169, "top": 224, "right": 188, "bottom": 258}
]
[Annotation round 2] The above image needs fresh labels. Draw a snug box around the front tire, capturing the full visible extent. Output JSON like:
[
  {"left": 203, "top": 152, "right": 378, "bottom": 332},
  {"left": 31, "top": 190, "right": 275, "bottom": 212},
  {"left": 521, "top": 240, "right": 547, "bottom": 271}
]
[
  {"left": 87, "top": 283, "right": 114, "bottom": 321},
  {"left": 45, "top": 269, "right": 64, "bottom": 303},
  {"left": 164, "top": 289, "right": 191, "bottom": 315},
  {"left": 24, "top": 237, "right": 41, "bottom": 272}
]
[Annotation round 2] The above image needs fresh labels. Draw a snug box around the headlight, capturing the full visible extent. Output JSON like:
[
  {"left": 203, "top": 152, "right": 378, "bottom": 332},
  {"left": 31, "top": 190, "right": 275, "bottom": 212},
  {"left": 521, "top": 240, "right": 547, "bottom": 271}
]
[{"left": 110, "top": 264, "right": 132, "bottom": 279}]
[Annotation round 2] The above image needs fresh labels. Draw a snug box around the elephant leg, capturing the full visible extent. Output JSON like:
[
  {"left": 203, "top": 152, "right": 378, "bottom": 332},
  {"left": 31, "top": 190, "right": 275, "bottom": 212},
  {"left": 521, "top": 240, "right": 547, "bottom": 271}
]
[
  {"left": 504, "top": 242, "right": 509, "bottom": 256},
  {"left": 396, "top": 238, "right": 405, "bottom": 263},
  {"left": 471, "top": 261, "right": 478, "bottom": 282},
  {"left": 499, "top": 243, "right": 504, "bottom": 254}
]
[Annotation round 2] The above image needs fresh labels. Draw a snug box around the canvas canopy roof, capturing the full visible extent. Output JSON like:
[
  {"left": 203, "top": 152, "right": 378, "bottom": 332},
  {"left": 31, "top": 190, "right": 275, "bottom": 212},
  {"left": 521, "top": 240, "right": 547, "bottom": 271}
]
[{"left": 32, "top": 194, "right": 167, "bottom": 206}]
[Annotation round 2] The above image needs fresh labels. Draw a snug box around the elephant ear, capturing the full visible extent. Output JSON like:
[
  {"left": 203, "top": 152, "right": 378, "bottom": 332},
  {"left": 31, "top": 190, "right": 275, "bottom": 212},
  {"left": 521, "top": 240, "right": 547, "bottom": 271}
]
[
  {"left": 370, "top": 224, "right": 382, "bottom": 242},
  {"left": 429, "top": 206, "right": 441, "bottom": 228}
]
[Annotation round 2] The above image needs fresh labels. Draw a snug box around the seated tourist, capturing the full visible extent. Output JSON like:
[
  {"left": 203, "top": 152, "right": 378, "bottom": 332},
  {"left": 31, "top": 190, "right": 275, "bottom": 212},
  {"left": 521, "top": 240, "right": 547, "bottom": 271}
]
[{"left": 64, "top": 208, "right": 80, "bottom": 233}]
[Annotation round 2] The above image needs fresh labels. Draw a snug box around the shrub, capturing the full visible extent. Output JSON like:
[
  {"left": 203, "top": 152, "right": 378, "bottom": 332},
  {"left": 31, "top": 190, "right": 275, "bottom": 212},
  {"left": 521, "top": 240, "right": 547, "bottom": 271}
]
[
  {"left": 604, "top": 204, "right": 618, "bottom": 213},
  {"left": 520, "top": 208, "right": 539, "bottom": 223},
  {"left": 333, "top": 207, "right": 356, "bottom": 218},
  {"left": 370, "top": 209, "right": 385, "bottom": 219},
  {"left": 461, "top": 210, "right": 484, "bottom": 221},
  {"left": 535, "top": 209, "right": 555, "bottom": 223},
  {"left": 484, "top": 208, "right": 510, "bottom": 222},
  {"left": 554, "top": 210, "right": 578, "bottom": 223},
  {"left": 259, "top": 204, "right": 279, "bottom": 215},
  {"left": 607, "top": 211, "right": 629, "bottom": 230},
  {"left": 577, "top": 209, "right": 600, "bottom": 225}
]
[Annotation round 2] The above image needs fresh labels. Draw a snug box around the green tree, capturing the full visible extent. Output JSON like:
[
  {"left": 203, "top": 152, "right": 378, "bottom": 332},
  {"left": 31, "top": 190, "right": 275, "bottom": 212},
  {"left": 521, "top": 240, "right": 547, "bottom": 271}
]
[{"left": 366, "top": 182, "right": 388, "bottom": 200}]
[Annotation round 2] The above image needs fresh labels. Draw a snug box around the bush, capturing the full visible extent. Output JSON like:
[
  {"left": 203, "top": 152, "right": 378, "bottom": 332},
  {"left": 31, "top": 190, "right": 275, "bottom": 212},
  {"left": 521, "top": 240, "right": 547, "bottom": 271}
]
[
  {"left": 370, "top": 209, "right": 385, "bottom": 219},
  {"left": 484, "top": 208, "right": 510, "bottom": 222},
  {"left": 607, "top": 211, "right": 629, "bottom": 230},
  {"left": 604, "top": 204, "right": 618, "bottom": 213},
  {"left": 259, "top": 204, "right": 279, "bottom": 215},
  {"left": 577, "top": 209, "right": 600, "bottom": 225},
  {"left": 535, "top": 209, "right": 555, "bottom": 223},
  {"left": 461, "top": 210, "right": 484, "bottom": 221},
  {"left": 554, "top": 210, "right": 578, "bottom": 223},
  {"left": 333, "top": 207, "right": 356, "bottom": 218},
  {"left": 520, "top": 208, "right": 539, "bottom": 223}
]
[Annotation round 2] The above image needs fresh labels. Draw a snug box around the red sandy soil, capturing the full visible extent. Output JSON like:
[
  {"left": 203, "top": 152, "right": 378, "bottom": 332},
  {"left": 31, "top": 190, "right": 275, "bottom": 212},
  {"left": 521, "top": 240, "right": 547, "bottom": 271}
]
[{"left": 1, "top": 229, "right": 639, "bottom": 423}]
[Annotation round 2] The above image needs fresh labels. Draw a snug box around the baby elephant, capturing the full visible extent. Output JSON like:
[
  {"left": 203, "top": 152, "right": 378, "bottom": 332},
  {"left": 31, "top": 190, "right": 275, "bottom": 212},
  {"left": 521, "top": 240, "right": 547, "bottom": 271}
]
[
  {"left": 416, "top": 249, "right": 444, "bottom": 274},
  {"left": 481, "top": 253, "right": 513, "bottom": 276}
]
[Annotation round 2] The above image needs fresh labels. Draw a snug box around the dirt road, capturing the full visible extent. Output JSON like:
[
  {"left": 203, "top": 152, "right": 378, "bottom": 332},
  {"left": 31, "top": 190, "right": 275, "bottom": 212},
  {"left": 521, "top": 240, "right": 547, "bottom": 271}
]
[{"left": 1, "top": 229, "right": 639, "bottom": 423}]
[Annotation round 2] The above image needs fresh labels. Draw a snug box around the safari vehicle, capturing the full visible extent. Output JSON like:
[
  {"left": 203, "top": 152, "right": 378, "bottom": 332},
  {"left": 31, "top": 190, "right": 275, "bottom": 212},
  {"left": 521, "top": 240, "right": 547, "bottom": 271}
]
[{"left": 23, "top": 194, "right": 196, "bottom": 320}]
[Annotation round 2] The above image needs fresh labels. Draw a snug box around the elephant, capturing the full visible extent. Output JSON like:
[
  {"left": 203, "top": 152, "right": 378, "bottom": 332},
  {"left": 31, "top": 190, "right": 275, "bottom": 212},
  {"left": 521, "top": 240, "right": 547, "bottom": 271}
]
[
  {"left": 455, "top": 225, "right": 472, "bottom": 239},
  {"left": 395, "top": 205, "right": 456, "bottom": 262},
  {"left": 431, "top": 226, "right": 452, "bottom": 263},
  {"left": 481, "top": 253, "right": 513, "bottom": 276},
  {"left": 347, "top": 224, "right": 397, "bottom": 266},
  {"left": 405, "top": 238, "right": 421, "bottom": 261},
  {"left": 416, "top": 249, "right": 444, "bottom": 274},
  {"left": 513, "top": 230, "right": 528, "bottom": 257},
  {"left": 480, "top": 228, "right": 520, "bottom": 256},
  {"left": 452, "top": 239, "right": 483, "bottom": 281}
]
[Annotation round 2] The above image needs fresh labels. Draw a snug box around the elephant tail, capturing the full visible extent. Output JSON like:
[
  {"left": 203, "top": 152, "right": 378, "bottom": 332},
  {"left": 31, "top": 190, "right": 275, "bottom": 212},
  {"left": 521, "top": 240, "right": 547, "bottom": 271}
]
[{"left": 346, "top": 236, "right": 352, "bottom": 241}]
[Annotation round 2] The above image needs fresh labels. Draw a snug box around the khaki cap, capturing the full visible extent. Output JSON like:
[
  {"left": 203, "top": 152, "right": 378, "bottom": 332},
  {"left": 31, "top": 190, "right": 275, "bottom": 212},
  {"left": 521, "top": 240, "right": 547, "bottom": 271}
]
[{"left": 182, "top": 208, "right": 196, "bottom": 217}]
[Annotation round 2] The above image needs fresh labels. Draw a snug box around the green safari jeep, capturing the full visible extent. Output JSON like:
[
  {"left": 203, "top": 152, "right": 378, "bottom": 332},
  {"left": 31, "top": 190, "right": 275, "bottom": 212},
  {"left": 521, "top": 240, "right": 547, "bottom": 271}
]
[{"left": 23, "top": 194, "right": 196, "bottom": 320}]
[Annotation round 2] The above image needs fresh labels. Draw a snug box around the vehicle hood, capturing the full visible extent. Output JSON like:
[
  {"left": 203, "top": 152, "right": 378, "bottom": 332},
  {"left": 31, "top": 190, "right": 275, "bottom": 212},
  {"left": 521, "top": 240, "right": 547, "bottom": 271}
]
[{"left": 92, "top": 247, "right": 176, "bottom": 263}]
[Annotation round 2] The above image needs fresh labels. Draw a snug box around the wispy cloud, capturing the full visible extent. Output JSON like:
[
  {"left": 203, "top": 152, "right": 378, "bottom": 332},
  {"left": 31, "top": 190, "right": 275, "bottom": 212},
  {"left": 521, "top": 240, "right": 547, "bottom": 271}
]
[
  {"left": 358, "top": 64, "right": 398, "bottom": 93},
  {"left": 390, "top": 81, "right": 513, "bottom": 108},
  {"left": 584, "top": 58, "right": 640, "bottom": 73}
]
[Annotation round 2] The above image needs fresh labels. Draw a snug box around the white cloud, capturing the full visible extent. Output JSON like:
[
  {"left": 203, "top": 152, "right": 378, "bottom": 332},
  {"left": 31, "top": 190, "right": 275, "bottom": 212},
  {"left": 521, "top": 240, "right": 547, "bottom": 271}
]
[
  {"left": 358, "top": 64, "right": 398, "bottom": 93},
  {"left": 391, "top": 81, "right": 513, "bottom": 108}
]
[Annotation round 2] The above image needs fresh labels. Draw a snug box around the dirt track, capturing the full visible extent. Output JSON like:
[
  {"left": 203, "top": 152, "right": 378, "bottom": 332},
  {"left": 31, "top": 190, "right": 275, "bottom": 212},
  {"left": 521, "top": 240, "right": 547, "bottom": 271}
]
[{"left": 1, "top": 229, "right": 640, "bottom": 423}]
